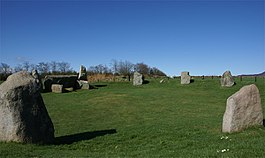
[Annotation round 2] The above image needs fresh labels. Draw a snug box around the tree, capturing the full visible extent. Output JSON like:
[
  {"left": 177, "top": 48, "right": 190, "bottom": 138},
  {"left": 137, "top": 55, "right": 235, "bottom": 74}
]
[
  {"left": 37, "top": 62, "right": 50, "bottom": 74},
  {"left": 150, "top": 67, "right": 167, "bottom": 77},
  {"left": 19, "top": 61, "right": 37, "bottom": 72},
  {"left": 95, "top": 64, "right": 105, "bottom": 74},
  {"left": 29, "top": 63, "right": 37, "bottom": 72},
  {"left": 14, "top": 64, "right": 23, "bottom": 72},
  {"left": 110, "top": 59, "right": 119, "bottom": 81},
  {"left": 50, "top": 61, "right": 58, "bottom": 73},
  {"left": 134, "top": 62, "right": 150, "bottom": 75},
  {"left": 118, "top": 60, "right": 134, "bottom": 81},
  {"left": 22, "top": 61, "right": 31, "bottom": 72},
  {"left": 0, "top": 63, "right": 12, "bottom": 80},
  {"left": 110, "top": 59, "right": 119, "bottom": 75},
  {"left": 88, "top": 64, "right": 110, "bottom": 74},
  {"left": 58, "top": 62, "right": 72, "bottom": 73},
  {"left": 0, "top": 63, "right": 12, "bottom": 74}
]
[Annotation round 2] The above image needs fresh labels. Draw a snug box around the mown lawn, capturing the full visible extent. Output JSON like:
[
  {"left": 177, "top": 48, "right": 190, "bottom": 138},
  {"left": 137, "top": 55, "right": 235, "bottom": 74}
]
[{"left": 0, "top": 77, "right": 264, "bottom": 157}]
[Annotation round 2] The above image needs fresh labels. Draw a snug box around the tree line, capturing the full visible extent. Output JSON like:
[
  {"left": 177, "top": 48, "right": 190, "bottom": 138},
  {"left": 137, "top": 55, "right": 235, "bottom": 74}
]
[
  {"left": 88, "top": 60, "right": 167, "bottom": 77},
  {"left": 0, "top": 61, "right": 75, "bottom": 80},
  {"left": 0, "top": 60, "right": 167, "bottom": 81}
]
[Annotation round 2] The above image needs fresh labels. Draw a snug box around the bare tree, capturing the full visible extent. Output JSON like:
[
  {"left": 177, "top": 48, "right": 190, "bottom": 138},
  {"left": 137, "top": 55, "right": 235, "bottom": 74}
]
[
  {"left": 58, "top": 62, "right": 71, "bottom": 73},
  {"left": 134, "top": 62, "right": 150, "bottom": 75},
  {"left": 29, "top": 63, "right": 37, "bottom": 72},
  {"left": 88, "top": 64, "right": 110, "bottom": 74},
  {"left": 102, "top": 64, "right": 111, "bottom": 74},
  {"left": 118, "top": 60, "right": 134, "bottom": 81},
  {"left": 110, "top": 59, "right": 119, "bottom": 75},
  {"left": 50, "top": 61, "right": 58, "bottom": 73},
  {"left": 37, "top": 62, "right": 50, "bottom": 74},
  {"left": 22, "top": 61, "right": 31, "bottom": 72},
  {"left": 87, "top": 66, "right": 95, "bottom": 75},
  {"left": 0, "top": 63, "right": 12, "bottom": 74},
  {"left": 14, "top": 64, "right": 23, "bottom": 72},
  {"left": 110, "top": 59, "right": 119, "bottom": 81},
  {"left": 0, "top": 63, "right": 12, "bottom": 80},
  {"left": 95, "top": 64, "right": 105, "bottom": 74},
  {"left": 150, "top": 67, "right": 167, "bottom": 77}
]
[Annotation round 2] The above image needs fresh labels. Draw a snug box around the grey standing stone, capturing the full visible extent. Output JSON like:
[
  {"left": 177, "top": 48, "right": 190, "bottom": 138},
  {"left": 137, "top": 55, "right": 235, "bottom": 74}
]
[
  {"left": 0, "top": 71, "right": 54, "bottom": 144},
  {"left": 220, "top": 71, "right": 234, "bottom": 87},
  {"left": 32, "top": 69, "right": 42, "bottom": 91},
  {"left": 51, "top": 84, "right": 63, "bottom": 93},
  {"left": 43, "top": 75, "right": 78, "bottom": 92},
  {"left": 133, "top": 72, "right": 143, "bottom": 86},
  {"left": 78, "top": 65, "right": 87, "bottom": 80},
  {"left": 78, "top": 80, "right": 90, "bottom": 89},
  {"left": 181, "top": 71, "right": 191, "bottom": 84},
  {"left": 222, "top": 84, "right": 263, "bottom": 133},
  {"left": 32, "top": 69, "right": 40, "bottom": 80}
]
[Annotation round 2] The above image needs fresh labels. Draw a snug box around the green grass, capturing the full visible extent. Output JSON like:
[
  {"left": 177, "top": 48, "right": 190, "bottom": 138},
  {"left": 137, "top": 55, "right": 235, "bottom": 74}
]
[{"left": 0, "top": 77, "right": 265, "bottom": 157}]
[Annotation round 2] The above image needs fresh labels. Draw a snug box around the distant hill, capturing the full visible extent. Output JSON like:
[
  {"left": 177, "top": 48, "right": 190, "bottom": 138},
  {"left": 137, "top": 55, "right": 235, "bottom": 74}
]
[{"left": 239, "top": 71, "right": 265, "bottom": 77}]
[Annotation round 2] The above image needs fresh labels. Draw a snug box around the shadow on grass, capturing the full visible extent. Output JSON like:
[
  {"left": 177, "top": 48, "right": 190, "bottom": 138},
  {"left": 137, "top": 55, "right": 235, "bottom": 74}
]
[
  {"left": 143, "top": 80, "right": 150, "bottom": 84},
  {"left": 88, "top": 84, "right": 107, "bottom": 89},
  {"left": 94, "top": 84, "right": 107, "bottom": 88},
  {"left": 263, "top": 119, "right": 265, "bottom": 127},
  {"left": 54, "top": 129, "right": 117, "bottom": 145}
]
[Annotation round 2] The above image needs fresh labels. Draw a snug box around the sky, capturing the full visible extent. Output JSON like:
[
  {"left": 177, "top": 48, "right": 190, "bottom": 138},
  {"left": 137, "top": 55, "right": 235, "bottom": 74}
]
[{"left": 0, "top": 0, "right": 264, "bottom": 76}]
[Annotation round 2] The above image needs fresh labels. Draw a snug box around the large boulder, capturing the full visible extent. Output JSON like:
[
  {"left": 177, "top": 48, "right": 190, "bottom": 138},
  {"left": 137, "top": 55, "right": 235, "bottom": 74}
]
[
  {"left": 32, "top": 69, "right": 43, "bottom": 91},
  {"left": 181, "top": 71, "right": 191, "bottom": 84},
  {"left": 77, "top": 80, "right": 90, "bottom": 89},
  {"left": 133, "top": 72, "right": 143, "bottom": 86},
  {"left": 222, "top": 84, "right": 263, "bottom": 133},
  {"left": 43, "top": 75, "right": 78, "bottom": 92},
  {"left": 0, "top": 71, "right": 55, "bottom": 144},
  {"left": 51, "top": 84, "right": 63, "bottom": 93},
  {"left": 220, "top": 71, "right": 234, "bottom": 87},
  {"left": 78, "top": 65, "right": 87, "bottom": 80}
]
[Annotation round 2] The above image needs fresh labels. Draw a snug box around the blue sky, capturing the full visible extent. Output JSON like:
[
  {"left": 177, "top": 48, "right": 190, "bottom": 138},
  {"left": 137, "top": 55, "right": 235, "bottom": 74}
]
[{"left": 1, "top": 0, "right": 264, "bottom": 76}]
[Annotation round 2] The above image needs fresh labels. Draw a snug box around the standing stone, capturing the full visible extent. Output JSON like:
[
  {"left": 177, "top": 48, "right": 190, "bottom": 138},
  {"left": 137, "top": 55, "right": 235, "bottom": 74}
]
[
  {"left": 32, "top": 69, "right": 42, "bottom": 91},
  {"left": 77, "top": 80, "right": 90, "bottom": 89},
  {"left": 181, "top": 71, "right": 191, "bottom": 84},
  {"left": 32, "top": 69, "right": 40, "bottom": 81},
  {"left": 0, "top": 71, "right": 54, "bottom": 144},
  {"left": 51, "top": 84, "right": 63, "bottom": 93},
  {"left": 42, "top": 75, "right": 78, "bottom": 92},
  {"left": 220, "top": 71, "right": 234, "bottom": 87},
  {"left": 78, "top": 65, "right": 87, "bottom": 80},
  {"left": 133, "top": 72, "right": 143, "bottom": 86},
  {"left": 222, "top": 84, "right": 263, "bottom": 133},
  {"left": 42, "top": 77, "right": 53, "bottom": 92}
]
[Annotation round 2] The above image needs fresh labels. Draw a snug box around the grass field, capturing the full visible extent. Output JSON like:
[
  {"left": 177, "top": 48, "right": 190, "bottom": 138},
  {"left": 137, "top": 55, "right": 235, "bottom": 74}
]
[{"left": 0, "top": 77, "right": 264, "bottom": 157}]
